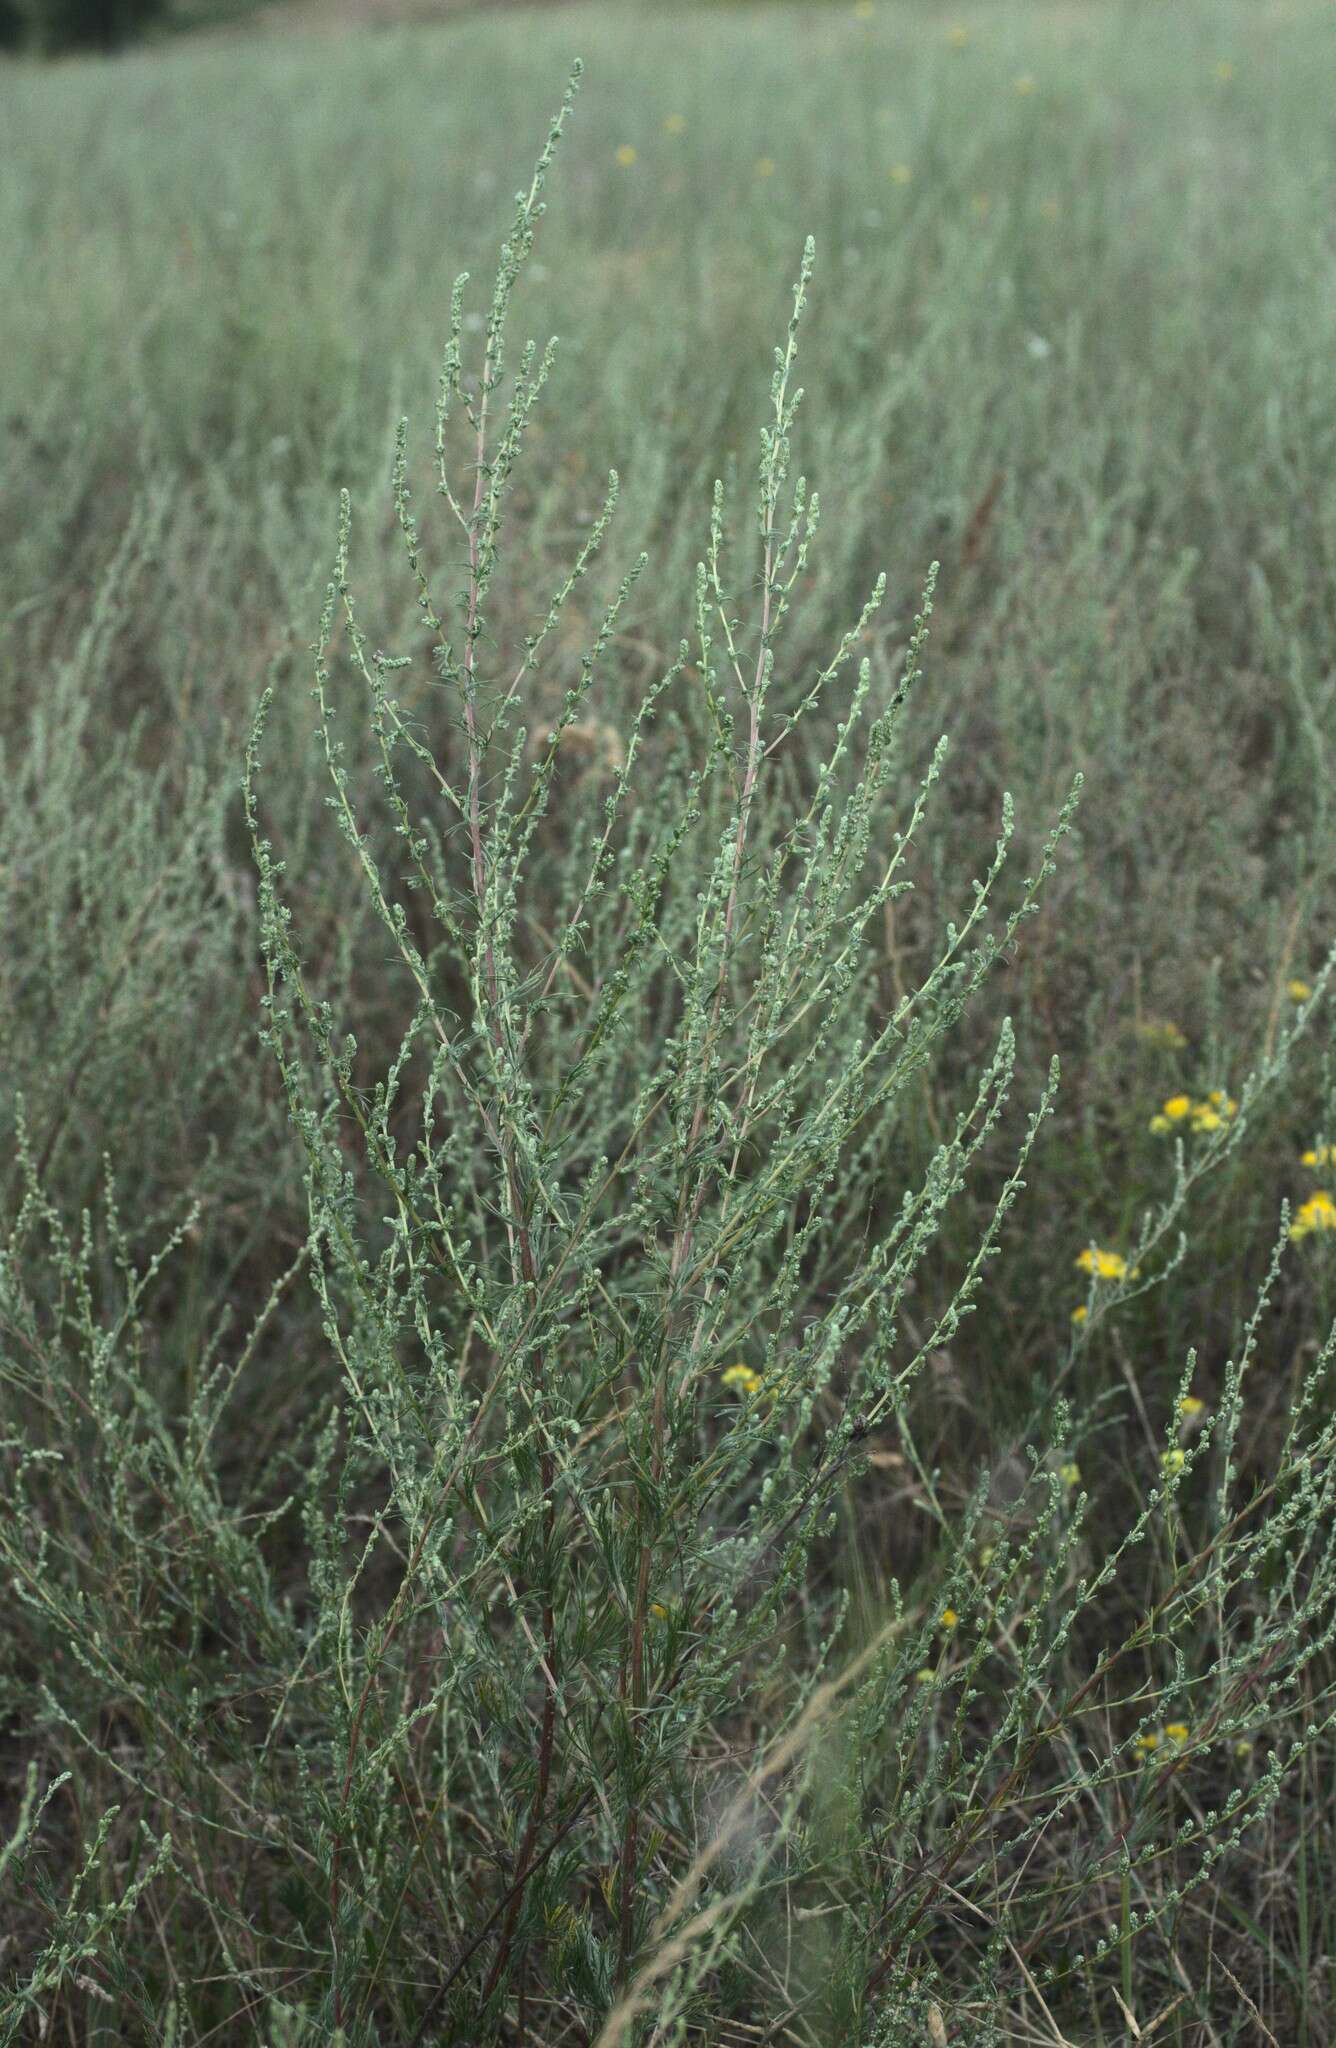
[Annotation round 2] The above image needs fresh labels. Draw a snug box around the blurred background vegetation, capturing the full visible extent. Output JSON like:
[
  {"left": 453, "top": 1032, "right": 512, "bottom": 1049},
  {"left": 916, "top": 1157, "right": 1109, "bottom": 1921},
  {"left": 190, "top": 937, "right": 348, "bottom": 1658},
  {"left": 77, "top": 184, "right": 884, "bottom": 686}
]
[
  {"left": 6, "top": 0, "right": 1335, "bottom": 1404},
  {"left": 2, "top": 0, "right": 165, "bottom": 51}
]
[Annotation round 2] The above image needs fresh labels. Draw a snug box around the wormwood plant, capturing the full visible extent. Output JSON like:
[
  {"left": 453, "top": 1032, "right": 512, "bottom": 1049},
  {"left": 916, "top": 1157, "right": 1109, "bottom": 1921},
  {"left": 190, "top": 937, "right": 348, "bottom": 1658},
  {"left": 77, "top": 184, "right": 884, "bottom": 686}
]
[
  {"left": 6, "top": 65, "right": 1336, "bottom": 2048},
  {"left": 240, "top": 67, "right": 1079, "bottom": 2035}
]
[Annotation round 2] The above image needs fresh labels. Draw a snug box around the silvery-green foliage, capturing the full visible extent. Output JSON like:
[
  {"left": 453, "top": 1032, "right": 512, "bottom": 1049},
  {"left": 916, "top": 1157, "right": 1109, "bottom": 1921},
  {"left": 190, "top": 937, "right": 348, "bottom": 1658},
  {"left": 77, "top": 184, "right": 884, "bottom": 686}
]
[
  {"left": 237, "top": 70, "right": 1078, "bottom": 2036},
  {"left": 4, "top": 68, "right": 1336, "bottom": 2048}
]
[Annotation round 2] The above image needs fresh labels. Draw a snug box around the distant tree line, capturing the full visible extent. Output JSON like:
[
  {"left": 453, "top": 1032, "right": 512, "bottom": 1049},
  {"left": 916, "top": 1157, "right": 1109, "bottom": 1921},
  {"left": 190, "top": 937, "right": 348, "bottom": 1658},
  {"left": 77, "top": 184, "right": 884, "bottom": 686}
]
[{"left": 1, "top": 0, "right": 170, "bottom": 53}]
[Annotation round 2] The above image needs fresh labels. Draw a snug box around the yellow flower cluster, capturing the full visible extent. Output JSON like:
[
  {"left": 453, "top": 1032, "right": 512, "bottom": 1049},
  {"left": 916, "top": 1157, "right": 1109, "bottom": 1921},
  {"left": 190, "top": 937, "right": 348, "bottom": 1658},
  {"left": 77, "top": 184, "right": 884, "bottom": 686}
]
[
  {"left": 1289, "top": 978, "right": 1313, "bottom": 1003},
  {"left": 720, "top": 1363, "right": 763, "bottom": 1396},
  {"left": 1071, "top": 1245, "right": 1138, "bottom": 1325},
  {"left": 1135, "top": 1720, "right": 1190, "bottom": 1757},
  {"left": 1291, "top": 1191, "right": 1336, "bottom": 1241},
  {"left": 1148, "top": 1089, "right": 1237, "bottom": 1136},
  {"left": 1075, "top": 1246, "right": 1131, "bottom": 1281},
  {"left": 1292, "top": 1132, "right": 1336, "bottom": 1239}
]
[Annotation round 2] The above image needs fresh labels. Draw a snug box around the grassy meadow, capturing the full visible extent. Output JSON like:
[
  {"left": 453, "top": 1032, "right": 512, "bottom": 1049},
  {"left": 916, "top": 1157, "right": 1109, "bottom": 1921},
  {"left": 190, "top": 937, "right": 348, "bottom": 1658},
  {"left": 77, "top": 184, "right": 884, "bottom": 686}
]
[{"left": 5, "top": 0, "right": 1336, "bottom": 2040}]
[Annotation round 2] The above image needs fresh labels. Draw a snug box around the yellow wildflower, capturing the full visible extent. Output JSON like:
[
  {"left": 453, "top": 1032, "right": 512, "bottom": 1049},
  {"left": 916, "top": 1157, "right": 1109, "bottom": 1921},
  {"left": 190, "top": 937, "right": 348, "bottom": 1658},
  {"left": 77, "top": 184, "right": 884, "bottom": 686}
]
[
  {"left": 940, "top": 1608, "right": 959, "bottom": 1629},
  {"left": 1292, "top": 1191, "right": 1336, "bottom": 1240},
  {"left": 1151, "top": 1093, "right": 1197, "bottom": 1134},
  {"left": 1164, "top": 1721, "right": 1190, "bottom": 1744},
  {"left": 1070, "top": 1304, "right": 1087, "bottom": 1324},
  {"left": 650, "top": 1602, "right": 669, "bottom": 1620},
  {"left": 1288, "top": 979, "right": 1313, "bottom": 1002},
  {"left": 755, "top": 156, "right": 777, "bottom": 179},
  {"left": 1178, "top": 1395, "right": 1206, "bottom": 1419},
  {"left": 1160, "top": 1448, "right": 1187, "bottom": 1476},
  {"left": 720, "top": 1364, "right": 763, "bottom": 1396},
  {"left": 1302, "top": 1144, "right": 1334, "bottom": 1168},
  {"left": 1075, "top": 1247, "right": 1129, "bottom": 1281},
  {"left": 978, "top": 1544, "right": 995, "bottom": 1566},
  {"left": 1233, "top": 1738, "right": 1254, "bottom": 1759},
  {"left": 615, "top": 145, "right": 638, "bottom": 168},
  {"left": 890, "top": 162, "right": 913, "bottom": 185},
  {"left": 1183, "top": 1091, "right": 1237, "bottom": 1134},
  {"left": 663, "top": 113, "right": 687, "bottom": 135},
  {"left": 1059, "top": 1461, "right": 1081, "bottom": 1489},
  {"left": 1135, "top": 1732, "right": 1159, "bottom": 1755},
  {"left": 1014, "top": 74, "right": 1036, "bottom": 95},
  {"left": 916, "top": 1667, "right": 935, "bottom": 1684}
]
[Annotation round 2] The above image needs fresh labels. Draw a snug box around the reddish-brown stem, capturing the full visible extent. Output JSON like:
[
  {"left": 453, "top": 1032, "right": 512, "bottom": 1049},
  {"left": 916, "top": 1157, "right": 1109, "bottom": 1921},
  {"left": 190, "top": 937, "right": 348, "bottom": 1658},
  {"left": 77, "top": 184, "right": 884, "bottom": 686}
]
[
  {"left": 617, "top": 1486, "right": 657, "bottom": 1980},
  {"left": 453, "top": 343, "right": 562, "bottom": 2023},
  {"left": 614, "top": 477, "right": 782, "bottom": 1998},
  {"left": 329, "top": 1464, "right": 471, "bottom": 2026},
  {"left": 408, "top": 1790, "right": 593, "bottom": 2048},
  {"left": 479, "top": 1582, "right": 558, "bottom": 2017}
]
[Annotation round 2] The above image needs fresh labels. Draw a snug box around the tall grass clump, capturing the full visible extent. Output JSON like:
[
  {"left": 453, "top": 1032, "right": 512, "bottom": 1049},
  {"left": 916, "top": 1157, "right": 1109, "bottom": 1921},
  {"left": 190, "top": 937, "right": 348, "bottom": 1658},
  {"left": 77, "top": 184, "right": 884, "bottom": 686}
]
[{"left": 5, "top": 66, "right": 1336, "bottom": 2048}]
